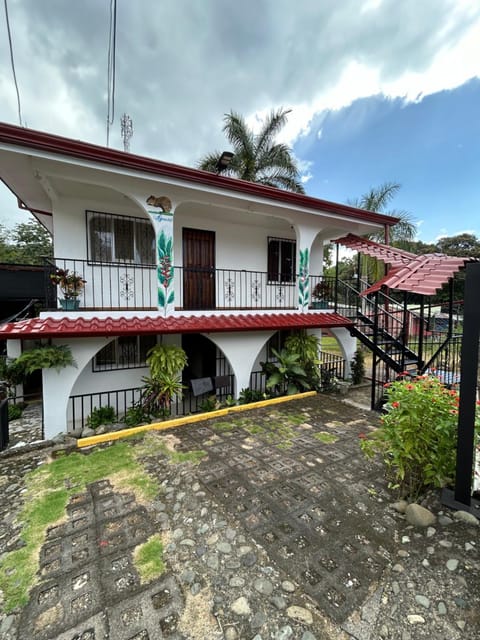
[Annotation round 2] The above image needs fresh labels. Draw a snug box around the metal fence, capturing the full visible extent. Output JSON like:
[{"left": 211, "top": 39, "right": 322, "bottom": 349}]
[
  {"left": 0, "top": 399, "right": 8, "bottom": 451},
  {"left": 67, "top": 356, "right": 348, "bottom": 433}
]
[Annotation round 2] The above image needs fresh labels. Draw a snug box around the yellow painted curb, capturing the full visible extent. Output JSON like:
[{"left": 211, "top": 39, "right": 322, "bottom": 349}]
[{"left": 77, "top": 390, "right": 317, "bottom": 448}]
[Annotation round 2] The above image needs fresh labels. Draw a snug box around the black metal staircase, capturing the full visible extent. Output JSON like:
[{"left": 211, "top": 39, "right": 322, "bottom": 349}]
[{"left": 332, "top": 278, "right": 463, "bottom": 409}]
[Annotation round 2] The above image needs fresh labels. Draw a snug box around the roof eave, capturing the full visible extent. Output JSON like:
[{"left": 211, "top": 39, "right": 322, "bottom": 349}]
[{"left": 0, "top": 122, "right": 399, "bottom": 227}]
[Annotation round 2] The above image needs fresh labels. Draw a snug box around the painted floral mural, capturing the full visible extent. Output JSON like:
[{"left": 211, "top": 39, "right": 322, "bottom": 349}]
[
  {"left": 298, "top": 247, "right": 310, "bottom": 310},
  {"left": 149, "top": 207, "right": 175, "bottom": 315}
]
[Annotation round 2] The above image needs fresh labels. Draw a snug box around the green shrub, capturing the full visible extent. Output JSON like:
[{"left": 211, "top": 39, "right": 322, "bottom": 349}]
[
  {"left": 224, "top": 395, "right": 237, "bottom": 407},
  {"left": 86, "top": 405, "right": 116, "bottom": 430},
  {"left": 261, "top": 348, "right": 309, "bottom": 396},
  {"left": 8, "top": 403, "right": 25, "bottom": 421},
  {"left": 284, "top": 330, "right": 321, "bottom": 389},
  {"left": 238, "top": 388, "right": 266, "bottom": 404},
  {"left": 200, "top": 395, "right": 220, "bottom": 412},
  {"left": 360, "top": 375, "right": 479, "bottom": 499},
  {"left": 350, "top": 349, "right": 366, "bottom": 385},
  {"left": 124, "top": 404, "right": 150, "bottom": 428},
  {"left": 146, "top": 344, "right": 187, "bottom": 379}
]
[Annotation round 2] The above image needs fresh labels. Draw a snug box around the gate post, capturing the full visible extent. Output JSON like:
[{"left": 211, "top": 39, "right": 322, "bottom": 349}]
[{"left": 442, "top": 262, "right": 480, "bottom": 515}]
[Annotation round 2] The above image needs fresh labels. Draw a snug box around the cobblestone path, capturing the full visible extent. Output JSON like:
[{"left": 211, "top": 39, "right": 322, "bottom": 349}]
[{"left": 17, "top": 480, "right": 185, "bottom": 640}]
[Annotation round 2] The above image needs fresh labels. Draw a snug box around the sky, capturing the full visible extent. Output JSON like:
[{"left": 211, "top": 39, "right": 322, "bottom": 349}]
[{"left": 0, "top": 0, "right": 479, "bottom": 244}]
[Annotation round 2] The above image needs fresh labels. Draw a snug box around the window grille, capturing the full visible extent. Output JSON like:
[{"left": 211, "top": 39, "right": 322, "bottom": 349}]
[
  {"left": 93, "top": 335, "right": 158, "bottom": 371},
  {"left": 87, "top": 210, "right": 155, "bottom": 264}
]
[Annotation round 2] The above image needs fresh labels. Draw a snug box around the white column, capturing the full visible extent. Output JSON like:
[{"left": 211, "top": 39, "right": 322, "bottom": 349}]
[
  {"left": 6, "top": 339, "right": 23, "bottom": 398},
  {"left": 130, "top": 194, "right": 176, "bottom": 316},
  {"left": 42, "top": 338, "right": 109, "bottom": 439},
  {"left": 330, "top": 328, "right": 356, "bottom": 379},
  {"left": 205, "top": 331, "right": 273, "bottom": 397},
  {"left": 294, "top": 225, "right": 323, "bottom": 311}
]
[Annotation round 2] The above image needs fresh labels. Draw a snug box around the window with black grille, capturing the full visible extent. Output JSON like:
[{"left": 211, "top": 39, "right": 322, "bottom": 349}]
[
  {"left": 267, "top": 237, "right": 296, "bottom": 283},
  {"left": 93, "top": 335, "right": 158, "bottom": 371},
  {"left": 87, "top": 210, "right": 155, "bottom": 264}
]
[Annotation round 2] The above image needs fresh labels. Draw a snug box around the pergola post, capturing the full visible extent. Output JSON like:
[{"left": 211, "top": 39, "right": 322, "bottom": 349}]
[{"left": 442, "top": 262, "right": 480, "bottom": 514}]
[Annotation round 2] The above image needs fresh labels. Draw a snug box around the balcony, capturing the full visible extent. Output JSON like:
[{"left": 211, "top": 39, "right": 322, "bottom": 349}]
[{"left": 44, "top": 258, "right": 324, "bottom": 312}]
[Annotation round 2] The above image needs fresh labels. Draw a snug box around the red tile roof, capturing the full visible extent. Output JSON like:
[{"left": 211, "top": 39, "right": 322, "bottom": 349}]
[
  {"left": 334, "top": 234, "right": 415, "bottom": 267},
  {"left": 0, "top": 312, "right": 353, "bottom": 339},
  {"left": 335, "top": 233, "right": 478, "bottom": 296}
]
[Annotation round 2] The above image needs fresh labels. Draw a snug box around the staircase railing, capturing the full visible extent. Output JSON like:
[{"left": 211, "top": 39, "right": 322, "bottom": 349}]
[{"left": 333, "top": 277, "right": 464, "bottom": 408}]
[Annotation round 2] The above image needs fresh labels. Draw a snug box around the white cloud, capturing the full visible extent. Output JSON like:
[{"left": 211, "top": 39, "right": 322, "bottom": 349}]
[
  {"left": 0, "top": 0, "right": 479, "bottom": 229},
  {"left": 301, "top": 172, "right": 313, "bottom": 184}
]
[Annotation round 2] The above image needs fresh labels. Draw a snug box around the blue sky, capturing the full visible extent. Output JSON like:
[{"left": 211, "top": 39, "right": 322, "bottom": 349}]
[
  {"left": 0, "top": 0, "right": 479, "bottom": 247},
  {"left": 294, "top": 79, "right": 480, "bottom": 243}
]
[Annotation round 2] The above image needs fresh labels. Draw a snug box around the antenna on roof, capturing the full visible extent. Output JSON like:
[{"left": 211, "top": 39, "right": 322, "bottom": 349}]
[{"left": 120, "top": 113, "right": 133, "bottom": 152}]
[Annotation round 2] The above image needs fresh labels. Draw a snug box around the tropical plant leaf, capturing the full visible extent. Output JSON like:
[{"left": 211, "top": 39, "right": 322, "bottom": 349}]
[{"left": 158, "top": 288, "right": 166, "bottom": 308}]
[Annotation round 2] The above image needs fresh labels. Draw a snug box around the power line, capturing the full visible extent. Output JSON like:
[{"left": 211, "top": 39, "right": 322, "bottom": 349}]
[
  {"left": 3, "top": 0, "right": 23, "bottom": 126},
  {"left": 106, "top": 0, "right": 117, "bottom": 146}
]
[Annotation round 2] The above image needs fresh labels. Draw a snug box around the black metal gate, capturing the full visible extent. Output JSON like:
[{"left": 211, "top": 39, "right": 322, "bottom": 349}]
[{"left": 0, "top": 398, "right": 9, "bottom": 451}]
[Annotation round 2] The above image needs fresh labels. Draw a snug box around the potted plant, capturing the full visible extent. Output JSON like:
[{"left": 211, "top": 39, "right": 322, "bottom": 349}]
[
  {"left": 311, "top": 280, "right": 330, "bottom": 309},
  {"left": 50, "top": 268, "right": 86, "bottom": 310}
]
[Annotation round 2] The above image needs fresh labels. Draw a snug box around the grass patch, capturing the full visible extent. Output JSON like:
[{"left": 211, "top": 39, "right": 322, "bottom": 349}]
[
  {"left": 211, "top": 421, "right": 235, "bottom": 432},
  {"left": 133, "top": 534, "right": 165, "bottom": 583},
  {"left": 314, "top": 431, "right": 339, "bottom": 444},
  {"left": 133, "top": 433, "right": 206, "bottom": 465},
  {"left": 0, "top": 439, "right": 157, "bottom": 613}
]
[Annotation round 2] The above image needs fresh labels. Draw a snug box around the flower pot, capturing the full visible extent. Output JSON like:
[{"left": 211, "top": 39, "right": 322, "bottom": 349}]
[
  {"left": 311, "top": 301, "right": 329, "bottom": 309},
  {"left": 59, "top": 298, "right": 80, "bottom": 311}
]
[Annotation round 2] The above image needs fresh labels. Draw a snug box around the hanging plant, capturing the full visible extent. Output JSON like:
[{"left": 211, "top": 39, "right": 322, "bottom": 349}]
[{"left": 7, "top": 345, "right": 76, "bottom": 378}]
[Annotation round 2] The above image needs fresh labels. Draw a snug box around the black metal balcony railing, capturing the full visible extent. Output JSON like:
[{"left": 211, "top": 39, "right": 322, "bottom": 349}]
[{"left": 45, "top": 258, "right": 334, "bottom": 312}]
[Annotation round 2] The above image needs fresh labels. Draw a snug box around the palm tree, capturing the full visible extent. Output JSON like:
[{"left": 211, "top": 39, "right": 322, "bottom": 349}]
[
  {"left": 350, "top": 182, "right": 417, "bottom": 246},
  {"left": 349, "top": 182, "right": 417, "bottom": 282},
  {"left": 198, "top": 108, "right": 305, "bottom": 193}
]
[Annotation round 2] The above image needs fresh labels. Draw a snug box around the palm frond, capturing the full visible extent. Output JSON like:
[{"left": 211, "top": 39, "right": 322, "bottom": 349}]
[
  {"left": 223, "top": 111, "right": 254, "bottom": 157},
  {"left": 255, "top": 108, "right": 291, "bottom": 158},
  {"left": 197, "top": 151, "right": 223, "bottom": 173},
  {"left": 359, "top": 182, "right": 401, "bottom": 212}
]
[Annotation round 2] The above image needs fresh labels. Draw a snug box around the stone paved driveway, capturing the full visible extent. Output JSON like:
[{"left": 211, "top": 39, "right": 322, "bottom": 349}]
[
  {"left": 174, "top": 399, "right": 393, "bottom": 624},
  {"left": 3, "top": 394, "right": 480, "bottom": 640}
]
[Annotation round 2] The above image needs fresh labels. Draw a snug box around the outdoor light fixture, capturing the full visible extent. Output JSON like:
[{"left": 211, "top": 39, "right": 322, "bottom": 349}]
[{"left": 216, "top": 151, "right": 234, "bottom": 173}]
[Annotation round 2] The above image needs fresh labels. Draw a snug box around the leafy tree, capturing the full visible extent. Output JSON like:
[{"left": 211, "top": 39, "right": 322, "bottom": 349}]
[
  {"left": 435, "top": 233, "right": 480, "bottom": 257},
  {"left": 0, "top": 220, "right": 52, "bottom": 264},
  {"left": 198, "top": 108, "right": 305, "bottom": 193}
]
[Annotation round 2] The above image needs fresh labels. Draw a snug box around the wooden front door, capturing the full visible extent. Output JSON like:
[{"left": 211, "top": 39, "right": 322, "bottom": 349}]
[{"left": 182, "top": 228, "right": 216, "bottom": 310}]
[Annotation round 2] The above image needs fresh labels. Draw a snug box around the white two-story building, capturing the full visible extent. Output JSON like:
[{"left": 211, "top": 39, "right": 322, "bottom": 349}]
[{"left": 0, "top": 123, "right": 398, "bottom": 438}]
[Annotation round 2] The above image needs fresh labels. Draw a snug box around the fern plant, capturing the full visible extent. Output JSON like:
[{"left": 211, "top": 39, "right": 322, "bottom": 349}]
[{"left": 8, "top": 345, "right": 76, "bottom": 378}]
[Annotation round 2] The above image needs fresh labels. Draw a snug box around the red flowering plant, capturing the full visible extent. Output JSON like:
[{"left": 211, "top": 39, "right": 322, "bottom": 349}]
[{"left": 360, "top": 375, "right": 480, "bottom": 499}]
